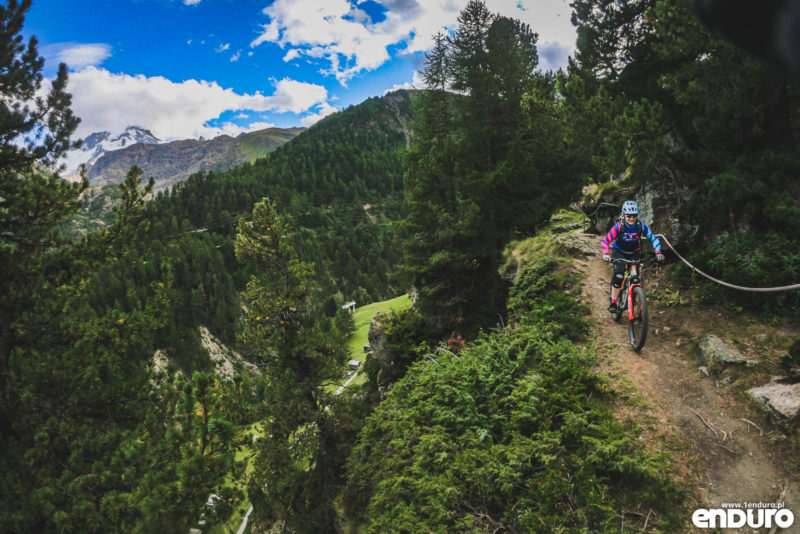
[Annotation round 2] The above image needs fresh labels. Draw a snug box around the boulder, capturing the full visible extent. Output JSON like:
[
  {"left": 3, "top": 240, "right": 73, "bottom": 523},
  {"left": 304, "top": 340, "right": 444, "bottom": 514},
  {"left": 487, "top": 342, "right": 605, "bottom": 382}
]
[
  {"left": 580, "top": 179, "right": 699, "bottom": 250},
  {"left": 555, "top": 233, "right": 600, "bottom": 257},
  {"left": 551, "top": 222, "right": 585, "bottom": 234},
  {"left": 748, "top": 380, "right": 800, "bottom": 424},
  {"left": 699, "top": 335, "right": 759, "bottom": 366}
]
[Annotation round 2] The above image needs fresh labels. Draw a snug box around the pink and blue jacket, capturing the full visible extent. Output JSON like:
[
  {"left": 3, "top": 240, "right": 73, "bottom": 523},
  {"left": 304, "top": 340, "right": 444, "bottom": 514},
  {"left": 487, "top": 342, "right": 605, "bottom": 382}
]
[{"left": 601, "top": 220, "right": 662, "bottom": 255}]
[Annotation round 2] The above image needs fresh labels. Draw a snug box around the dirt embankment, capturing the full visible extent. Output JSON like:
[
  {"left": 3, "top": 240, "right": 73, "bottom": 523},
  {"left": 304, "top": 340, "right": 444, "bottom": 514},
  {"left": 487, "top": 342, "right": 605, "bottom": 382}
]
[{"left": 572, "top": 241, "right": 800, "bottom": 533}]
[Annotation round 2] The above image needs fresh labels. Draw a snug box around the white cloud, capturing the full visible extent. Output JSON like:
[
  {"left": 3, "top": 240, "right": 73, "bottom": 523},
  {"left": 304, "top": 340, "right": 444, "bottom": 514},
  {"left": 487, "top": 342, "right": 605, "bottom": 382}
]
[
  {"left": 270, "top": 78, "right": 329, "bottom": 113},
  {"left": 42, "top": 43, "right": 112, "bottom": 70},
  {"left": 382, "top": 69, "right": 424, "bottom": 94},
  {"left": 301, "top": 102, "right": 339, "bottom": 127},
  {"left": 283, "top": 49, "right": 301, "bottom": 62},
  {"left": 184, "top": 0, "right": 202, "bottom": 5},
  {"left": 251, "top": 0, "right": 576, "bottom": 83},
  {"left": 251, "top": 0, "right": 396, "bottom": 83},
  {"left": 231, "top": 50, "right": 242, "bottom": 62},
  {"left": 212, "top": 121, "right": 276, "bottom": 138},
  {"left": 216, "top": 43, "right": 231, "bottom": 53},
  {"left": 66, "top": 67, "right": 327, "bottom": 140}
]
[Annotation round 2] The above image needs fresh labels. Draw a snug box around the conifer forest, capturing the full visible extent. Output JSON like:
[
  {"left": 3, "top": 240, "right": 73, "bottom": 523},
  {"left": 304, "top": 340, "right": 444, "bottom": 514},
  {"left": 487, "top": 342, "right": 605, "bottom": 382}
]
[{"left": 2, "top": 0, "right": 800, "bottom": 532}]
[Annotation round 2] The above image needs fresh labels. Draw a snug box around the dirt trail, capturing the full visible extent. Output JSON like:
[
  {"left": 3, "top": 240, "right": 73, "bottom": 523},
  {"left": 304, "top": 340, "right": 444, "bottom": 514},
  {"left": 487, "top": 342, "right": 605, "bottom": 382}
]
[{"left": 575, "top": 248, "right": 800, "bottom": 533}]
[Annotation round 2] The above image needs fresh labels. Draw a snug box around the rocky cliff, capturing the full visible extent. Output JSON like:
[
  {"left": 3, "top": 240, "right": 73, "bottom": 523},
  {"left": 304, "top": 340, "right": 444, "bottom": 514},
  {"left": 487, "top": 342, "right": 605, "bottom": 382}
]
[{"left": 580, "top": 179, "right": 699, "bottom": 250}]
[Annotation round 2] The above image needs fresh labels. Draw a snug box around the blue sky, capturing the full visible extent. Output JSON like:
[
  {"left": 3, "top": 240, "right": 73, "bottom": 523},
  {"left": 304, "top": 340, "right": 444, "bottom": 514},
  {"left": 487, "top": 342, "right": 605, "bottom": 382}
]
[{"left": 26, "top": 0, "right": 576, "bottom": 142}]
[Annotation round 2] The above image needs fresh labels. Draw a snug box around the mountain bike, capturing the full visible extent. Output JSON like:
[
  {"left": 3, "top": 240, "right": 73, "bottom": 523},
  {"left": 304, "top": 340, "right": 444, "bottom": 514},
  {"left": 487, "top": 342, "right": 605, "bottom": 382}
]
[{"left": 609, "top": 257, "right": 657, "bottom": 352}]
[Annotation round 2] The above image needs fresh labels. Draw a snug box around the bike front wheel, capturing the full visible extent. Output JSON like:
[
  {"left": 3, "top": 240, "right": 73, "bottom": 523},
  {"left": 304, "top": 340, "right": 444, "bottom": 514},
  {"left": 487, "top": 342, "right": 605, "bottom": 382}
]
[{"left": 628, "top": 285, "right": 648, "bottom": 351}]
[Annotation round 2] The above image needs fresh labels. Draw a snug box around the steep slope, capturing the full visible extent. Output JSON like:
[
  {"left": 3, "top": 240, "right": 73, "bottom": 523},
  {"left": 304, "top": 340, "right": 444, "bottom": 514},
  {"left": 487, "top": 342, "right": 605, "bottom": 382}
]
[
  {"left": 345, "top": 228, "right": 685, "bottom": 532},
  {"left": 85, "top": 89, "right": 416, "bottom": 371}
]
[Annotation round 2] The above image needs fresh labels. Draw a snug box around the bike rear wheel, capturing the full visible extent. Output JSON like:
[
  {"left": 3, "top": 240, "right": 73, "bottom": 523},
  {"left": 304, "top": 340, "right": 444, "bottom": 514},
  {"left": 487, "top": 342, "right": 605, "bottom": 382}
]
[{"left": 628, "top": 285, "right": 648, "bottom": 351}]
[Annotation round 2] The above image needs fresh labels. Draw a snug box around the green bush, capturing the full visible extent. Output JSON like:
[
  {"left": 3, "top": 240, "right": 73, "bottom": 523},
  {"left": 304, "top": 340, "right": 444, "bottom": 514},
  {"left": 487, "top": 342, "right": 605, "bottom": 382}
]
[
  {"left": 363, "top": 308, "right": 431, "bottom": 398},
  {"left": 507, "top": 256, "right": 590, "bottom": 340},
  {"left": 345, "top": 322, "right": 683, "bottom": 532},
  {"left": 683, "top": 231, "right": 800, "bottom": 313},
  {"left": 345, "top": 257, "right": 683, "bottom": 532}
]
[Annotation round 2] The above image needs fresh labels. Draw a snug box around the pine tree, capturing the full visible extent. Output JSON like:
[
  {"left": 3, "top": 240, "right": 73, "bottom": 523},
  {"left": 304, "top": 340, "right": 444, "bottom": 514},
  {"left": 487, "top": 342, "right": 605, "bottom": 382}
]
[
  {"left": 0, "top": 4, "right": 234, "bottom": 530},
  {"left": 567, "top": 0, "right": 799, "bottom": 227},
  {"left": 236, "top": 200, "right": 348, "bottom": 532},
  {"left": 0, "top": 0, "right": 83, "bottom": 410},
  {"left": 401, "top": 0, "right": 580, "bottom": 337},
  {"left": 0, "top": 5, "right": 156, "bottom": 436}
]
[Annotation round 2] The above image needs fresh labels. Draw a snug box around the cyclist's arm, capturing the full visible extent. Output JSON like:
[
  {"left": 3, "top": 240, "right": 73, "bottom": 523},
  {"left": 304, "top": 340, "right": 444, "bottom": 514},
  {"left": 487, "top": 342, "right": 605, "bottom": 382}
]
[
  {"left": 601, "top": 222, "right": 621, "bottom": 255},
  {"left": 643, "top": 223, "right": 662, "bottom": 254}
]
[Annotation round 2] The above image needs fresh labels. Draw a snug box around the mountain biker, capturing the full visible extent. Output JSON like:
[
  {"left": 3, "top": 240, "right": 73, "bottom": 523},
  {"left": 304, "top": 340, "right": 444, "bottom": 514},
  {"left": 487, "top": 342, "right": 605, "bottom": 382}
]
[{"left": 601, "top": 200, "right": 665, "bottom": 312}]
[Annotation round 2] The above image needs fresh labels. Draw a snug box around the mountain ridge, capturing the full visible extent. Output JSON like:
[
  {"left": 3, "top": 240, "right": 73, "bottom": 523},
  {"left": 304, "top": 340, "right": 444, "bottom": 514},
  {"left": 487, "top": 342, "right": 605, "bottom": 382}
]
[
  {"left": 67, "top": 126, "right": 304, "bottom": 192},
  {"left": 62, "top": 125, "right": 160, "bottom": 175}
]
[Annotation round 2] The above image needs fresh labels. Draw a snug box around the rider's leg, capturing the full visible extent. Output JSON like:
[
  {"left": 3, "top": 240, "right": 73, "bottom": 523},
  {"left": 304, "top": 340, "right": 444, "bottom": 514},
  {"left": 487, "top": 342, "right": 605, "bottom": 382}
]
[
  {"left": 609, "top": 250, "right": 626, "bottom": 309},
  {"left": 611, "top": 285, "right": 622, "bottom": 302}
]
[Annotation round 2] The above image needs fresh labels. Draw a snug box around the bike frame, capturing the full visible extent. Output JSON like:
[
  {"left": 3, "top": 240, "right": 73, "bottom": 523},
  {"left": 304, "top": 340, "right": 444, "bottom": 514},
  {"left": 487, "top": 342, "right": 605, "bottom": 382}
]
[
  {"left": 610, "top": 257, "right": 653, "bottom": 313},
  {"left": 625, "top": 264, "right": 642, "bottom": 321},
  {"left": 609, "top": 256, "right": 656, "bottom": 351}
]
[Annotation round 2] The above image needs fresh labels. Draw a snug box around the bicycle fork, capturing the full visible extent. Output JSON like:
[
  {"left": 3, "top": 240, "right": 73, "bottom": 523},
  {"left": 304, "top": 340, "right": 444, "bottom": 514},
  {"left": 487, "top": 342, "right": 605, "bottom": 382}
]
[{"left": 627, "top": 284, "right": 640, "bottom": 321}]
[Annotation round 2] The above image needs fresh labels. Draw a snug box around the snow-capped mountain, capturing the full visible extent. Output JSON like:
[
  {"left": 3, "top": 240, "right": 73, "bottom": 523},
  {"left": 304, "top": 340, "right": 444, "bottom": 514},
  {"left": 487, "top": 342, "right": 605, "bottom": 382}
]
[{"left": 62, "top": 126, "right": 161, "bottom": 176}]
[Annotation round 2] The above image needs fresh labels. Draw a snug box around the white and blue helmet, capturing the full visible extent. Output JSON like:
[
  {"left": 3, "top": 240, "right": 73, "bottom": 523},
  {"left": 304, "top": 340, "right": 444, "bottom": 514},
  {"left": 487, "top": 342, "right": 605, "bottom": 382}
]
[{"left": 621, "top": 200, "right": 640, "bottom": 216}]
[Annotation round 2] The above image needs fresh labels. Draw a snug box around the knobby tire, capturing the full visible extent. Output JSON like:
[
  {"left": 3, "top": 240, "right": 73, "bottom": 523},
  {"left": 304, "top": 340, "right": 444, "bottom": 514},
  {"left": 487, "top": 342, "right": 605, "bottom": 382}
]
[{"left": 628, "top": 285, "right": 648, "bottom": 351}]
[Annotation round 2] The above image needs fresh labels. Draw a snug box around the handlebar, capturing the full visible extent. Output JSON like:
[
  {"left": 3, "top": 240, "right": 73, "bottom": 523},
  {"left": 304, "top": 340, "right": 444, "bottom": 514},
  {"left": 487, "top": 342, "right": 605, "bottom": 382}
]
[{"left": 609, "top": 257, "right": 659, "bottom": 264}]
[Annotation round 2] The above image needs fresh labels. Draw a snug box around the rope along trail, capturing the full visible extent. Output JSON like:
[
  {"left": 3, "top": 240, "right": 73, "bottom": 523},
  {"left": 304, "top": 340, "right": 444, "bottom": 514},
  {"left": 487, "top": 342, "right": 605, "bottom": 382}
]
[{"left": 656, "top": 234, "right": 800, "bottom": 293}]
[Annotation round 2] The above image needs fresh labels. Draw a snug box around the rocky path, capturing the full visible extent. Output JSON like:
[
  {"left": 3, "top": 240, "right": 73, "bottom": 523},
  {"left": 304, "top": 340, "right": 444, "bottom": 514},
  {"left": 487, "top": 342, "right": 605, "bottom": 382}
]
[{"left": 573, "top": 242, "right": 800, "bottom": 533}]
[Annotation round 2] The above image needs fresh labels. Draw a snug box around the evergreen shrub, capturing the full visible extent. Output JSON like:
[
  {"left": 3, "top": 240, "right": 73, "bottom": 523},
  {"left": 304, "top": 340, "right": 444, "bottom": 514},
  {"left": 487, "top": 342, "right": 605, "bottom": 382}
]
[
  {"left": 684, "top": 231, "right": 800, "bottom": 313},
  {"left": 507, "top": 255, "right": 590, "bottom": 340},
  {"left": 345, "top": 256, "right": 683, "bottom": 532},
  {"left": 363, "top": 308, "right": 431, "bottom": 396}
]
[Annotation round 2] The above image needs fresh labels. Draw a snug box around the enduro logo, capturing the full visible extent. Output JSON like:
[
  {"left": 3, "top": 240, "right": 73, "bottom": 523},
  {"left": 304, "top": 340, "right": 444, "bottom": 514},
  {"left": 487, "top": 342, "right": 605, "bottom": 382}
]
[{"left": 692, "top": 503, "right": 794, "bottom": 529}]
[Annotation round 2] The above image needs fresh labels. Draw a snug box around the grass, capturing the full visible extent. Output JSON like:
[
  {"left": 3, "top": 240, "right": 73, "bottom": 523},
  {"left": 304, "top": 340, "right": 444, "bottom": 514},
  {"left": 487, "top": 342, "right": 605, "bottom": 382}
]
[
  {"left": 346, "top": 294, "right": 412, "bottom": 360},
  {"left": 328, "top": 294, "right": 413, "bottom": 393},
  {"left": 501, "top": 209, "right": 581, "bottom": 280},
  {"left": 239, "top": 127, "right": 304, "bottom": 161}
]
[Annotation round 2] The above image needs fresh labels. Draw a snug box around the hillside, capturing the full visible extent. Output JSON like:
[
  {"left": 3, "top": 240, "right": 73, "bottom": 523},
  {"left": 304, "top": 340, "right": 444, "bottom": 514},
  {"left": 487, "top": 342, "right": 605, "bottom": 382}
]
[
  {"left": 80, "top": 89, "right": 416, "bottom": 371},
  {"left": 85, "top": 126, "right": 303, "bottom": 192},
  {"left": 551, "top": 214, "right": 800, "bottom": 530},
  {"left": 341, "top": 211, "right": 800, "bottom": 532}
]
